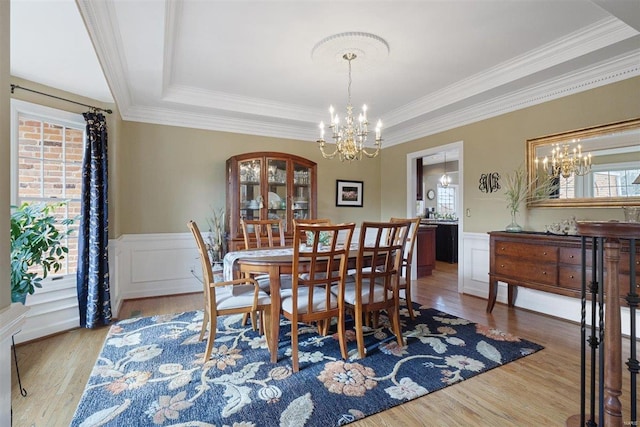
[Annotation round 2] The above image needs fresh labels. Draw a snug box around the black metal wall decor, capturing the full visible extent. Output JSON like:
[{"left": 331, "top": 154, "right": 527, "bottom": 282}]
[{"left": 479, "top": 172, "right": 500, "bottom": 193}]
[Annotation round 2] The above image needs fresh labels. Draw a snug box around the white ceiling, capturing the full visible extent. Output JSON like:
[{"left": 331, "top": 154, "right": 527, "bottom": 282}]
[{"left": 10, "top": 0, "right": 640, "bottom": 147}]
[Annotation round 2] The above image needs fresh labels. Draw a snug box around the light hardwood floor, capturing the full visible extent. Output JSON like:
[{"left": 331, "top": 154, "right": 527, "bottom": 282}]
[{"left": 11, "top": 261, "right": 635, "bottom": 426}]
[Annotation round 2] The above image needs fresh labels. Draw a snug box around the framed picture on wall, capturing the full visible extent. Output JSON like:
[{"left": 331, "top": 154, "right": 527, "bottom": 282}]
[{"left": 336, "top": 180, "right": 363, "bottom": 207}]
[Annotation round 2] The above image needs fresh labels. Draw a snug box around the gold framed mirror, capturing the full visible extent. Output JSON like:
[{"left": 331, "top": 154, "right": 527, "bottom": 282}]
[{"left": 526, "top": 118, "right": 640, "bottom": 208}]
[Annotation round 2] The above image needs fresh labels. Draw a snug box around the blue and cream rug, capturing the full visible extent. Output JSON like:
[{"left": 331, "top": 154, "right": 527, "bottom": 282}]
[{"left": 70, "top": 303, "right": 543, "bottom": 426}]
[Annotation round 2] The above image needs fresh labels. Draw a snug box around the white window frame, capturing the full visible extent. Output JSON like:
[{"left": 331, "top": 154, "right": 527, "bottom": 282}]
[
  {"left": 587, "top": 161, "right": 640, "bottom": 198},
  {"left": 436, "top": 185, "right": 458, "bottom": 218},
  {"left": 10, "top": 99, "right": 85, "bottom": 282}
]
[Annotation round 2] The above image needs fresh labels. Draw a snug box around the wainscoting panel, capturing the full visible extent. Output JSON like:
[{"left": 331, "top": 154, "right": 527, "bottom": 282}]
[
  {"left": 116, "top": 233, "right": 202, "bottom": 303},
  {"left": 14, "top": 277, "right": 79, "bottom": 344},
  {"left": 0, "top": 304, "right": 28, "bottom": 425}
]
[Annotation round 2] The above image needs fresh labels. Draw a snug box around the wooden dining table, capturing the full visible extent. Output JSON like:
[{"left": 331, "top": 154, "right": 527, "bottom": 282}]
[{"left": 223, "top": 246, "right": 360, "bottom": 363}]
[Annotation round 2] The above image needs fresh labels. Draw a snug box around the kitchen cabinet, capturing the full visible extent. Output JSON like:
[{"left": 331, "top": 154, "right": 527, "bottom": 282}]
[
  {"left": 416, "top": 225, "right": 436, "bottom": 277},
  {"left": 226, "top": 152, "right": 317, "bottom": 251},
  {"left": 436, "top": 223, "right": 458, "bottom": 263}
]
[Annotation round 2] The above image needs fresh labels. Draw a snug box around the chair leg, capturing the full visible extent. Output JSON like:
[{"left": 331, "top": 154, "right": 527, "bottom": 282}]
[
  {"left": 250, "top": 311, "right": 257, "bottom": 331},
  {"left": 404, "top": 281, "right": 415, "bottom": 320},
  {"left": 336, "top": 312, "right": 348, "bottom": 360},
  {"left": 389, "top": 304, "right": 404, "bottom": 348},
  {"left": 291, "top": 320, "right": 299, "bottom": 373},
  {"left": 199, "top": 307, "right": 209, "bottom": 342},
  {"left": 261, "top": 309, "right": 272, "bottom": 355},
  {"left": 354, "top": 305, "right": 366, "bottom": 358},
  {"left": 203, "top": 314, "right": 217, "bottom": 363}
]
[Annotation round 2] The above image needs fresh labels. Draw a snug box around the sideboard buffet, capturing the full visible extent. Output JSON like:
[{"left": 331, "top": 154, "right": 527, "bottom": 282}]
[
  {"left": 226, "top": 152, "right": 317, "bottom": 251},
  {"left": 487, "top": 231, "right": 639, "bottom": 313}
]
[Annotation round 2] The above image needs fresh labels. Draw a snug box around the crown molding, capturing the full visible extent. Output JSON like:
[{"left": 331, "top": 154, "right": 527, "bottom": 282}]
[
  {"left": 119, "top": 51, "right": 639, "bottom": 148},
  {"left": 162, "top": 84, "right": 323, "bottom": 123},
  {"left": 77, "top": 0, "right": 133, "bottom": 109},
  {"left": 383, "top": 17, "right": 638, "bottom": 128},
  {"left": 83, "top": 1, "right": 640, "bottom": 148},
  {"left": 382, "top": 50, "right": 640, "bottom": 147},
  {"left": 120, "top": 104, "right": 314, "bottom": 142}
]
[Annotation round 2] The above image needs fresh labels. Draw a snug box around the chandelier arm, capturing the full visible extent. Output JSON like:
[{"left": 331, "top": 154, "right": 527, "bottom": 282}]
[
  {"left": 317, "top": 140, "right": 339, "bottom": 159},
  {"left": 361, "top": 145, "right": 381, "bottom": 158}
]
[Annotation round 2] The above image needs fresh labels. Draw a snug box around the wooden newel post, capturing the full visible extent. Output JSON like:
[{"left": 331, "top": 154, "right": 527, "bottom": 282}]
[{"left": 603, "top": 239, "right": 623, "bottom": 427}]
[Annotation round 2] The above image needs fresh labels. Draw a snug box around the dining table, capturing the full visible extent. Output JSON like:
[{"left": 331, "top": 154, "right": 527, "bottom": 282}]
[{"left": 223, "top": 245, "right": 360, "bottom": 363}]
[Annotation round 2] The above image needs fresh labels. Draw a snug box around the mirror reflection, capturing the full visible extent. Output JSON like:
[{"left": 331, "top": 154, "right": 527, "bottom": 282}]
[{"left": 527, "top": 118, "right": 640, "bottom": 207}]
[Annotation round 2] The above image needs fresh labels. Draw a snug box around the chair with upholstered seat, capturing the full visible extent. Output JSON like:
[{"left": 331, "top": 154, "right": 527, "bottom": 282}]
[
  {"left": 188, "top": 220, "right": 272, "bottom": 363},
  {"left": 390, "top": 217, "right": 421, "bottom": 319},
  {"left": 280, "top": 222, "right": 355, "bottom": 372},
  {"left": 293, "top": 218, "right": 331, "bottom": 245},
  {"left": 240, "top": 218, "right": 289, "bottom": 327},
  {"left": 338, "top": 220, "right": 410, "bottom": 358},
  {"left": 241, "top": 218, "right": 286, "bottom": 249}
]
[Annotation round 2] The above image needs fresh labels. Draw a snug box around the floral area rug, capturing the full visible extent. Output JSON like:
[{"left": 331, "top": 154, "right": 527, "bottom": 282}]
[{"left": 70, "top": 303, "right": 543, "bottom": 426}]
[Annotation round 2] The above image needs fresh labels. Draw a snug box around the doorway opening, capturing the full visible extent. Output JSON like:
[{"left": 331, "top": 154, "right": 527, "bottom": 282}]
[{"left": 406, "top": 141, "right": 464, "bottom": 292}]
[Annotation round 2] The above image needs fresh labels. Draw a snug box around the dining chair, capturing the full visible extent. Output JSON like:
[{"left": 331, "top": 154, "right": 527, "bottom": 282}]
[
  {"left": 241, "top": 218, "right": 286, "bottom": 249},
  {"left": 338, "top": 220, "right": 410, "bottom": 358},
  {"left": 390, "top": 217, "right": 421, "bottom": 319},
  {"left": 280, "top": 222, "right": 355, "bottom": 372},
  {"left": 188, "top": 220, "right": 272, "bottom": 363},
  {"left": 293, "top": 218, "right": 331, "bottom": 245},
  {"left": 240, "top": 218, "right": 289, "bottom": 328}
]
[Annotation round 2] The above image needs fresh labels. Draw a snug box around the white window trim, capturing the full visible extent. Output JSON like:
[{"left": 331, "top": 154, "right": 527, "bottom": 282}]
[
  {"left": 10, "top": 99, "right": 85, "bottom": 282},
  {"left": 10, "top": 99, "right": 85, "bottom": 204},
  {"left": 587, "top": 160, "right": 639, "bottom": 198}
]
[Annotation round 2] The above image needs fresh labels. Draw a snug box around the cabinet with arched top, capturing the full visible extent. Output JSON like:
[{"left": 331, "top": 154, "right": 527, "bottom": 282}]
[{"left": 226, "top": 152, "right": 317, "bottom": 251}]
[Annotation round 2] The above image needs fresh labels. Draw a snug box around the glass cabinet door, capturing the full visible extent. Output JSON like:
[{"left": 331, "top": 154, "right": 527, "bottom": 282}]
[
  {"left": 266, "top": 157, "right": 288, "bottom": 226},
  {"left": 239, "top": 158, "right": 262, "bottom": 222},
  {"left": 292, "top": 161, "right": 312, "bottom": 223}
]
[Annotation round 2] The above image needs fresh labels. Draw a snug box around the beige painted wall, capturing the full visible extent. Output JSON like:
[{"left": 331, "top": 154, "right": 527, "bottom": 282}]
[
  {"left": 381, "top": 76, "right": 640, "bottom": 232},
  {"left": 117, "top": 122, "right": 382, "bottom": 234},
  {"left": 1, "top": 0, "right": 10, "bottom": 310}
]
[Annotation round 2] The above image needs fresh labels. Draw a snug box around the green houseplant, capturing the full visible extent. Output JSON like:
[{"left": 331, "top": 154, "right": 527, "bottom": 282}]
[
  {"left": 10, "top": 202, "right": 75, "bottom": 303},
  {"left": 504, "top": 167, "right": 557, "bottom": 232}
]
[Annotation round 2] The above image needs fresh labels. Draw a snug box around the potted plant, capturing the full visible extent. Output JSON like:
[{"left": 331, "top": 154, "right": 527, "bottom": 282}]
[
  {"left": 10, "top": 201, "right": 76, "bottom": 304},
  {"left": 504, "top": 167, "right": 556, "bottom": 232},
  {"left": 205, "top": 207, "right": 226, "bottom": 281}
]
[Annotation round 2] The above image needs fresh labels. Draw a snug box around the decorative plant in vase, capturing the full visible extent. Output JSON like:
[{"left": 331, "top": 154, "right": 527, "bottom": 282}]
[
  {"left": 503, "top": 167, "right": 557, "bottom": 232},
  {"left": 10, "top": 201, "right": 76, "bottom": 303},
  {"left": 205, "top": 207, "right": 227, "bottom": 272}
]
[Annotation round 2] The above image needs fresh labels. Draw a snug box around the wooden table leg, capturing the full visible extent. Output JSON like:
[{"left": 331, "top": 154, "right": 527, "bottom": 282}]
[{"left": 268, "top": 265, "right": 281, "bottom": 363}]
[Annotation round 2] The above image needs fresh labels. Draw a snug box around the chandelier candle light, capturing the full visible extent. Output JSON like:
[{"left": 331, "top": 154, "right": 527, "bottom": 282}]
[
  {"left": 317, "top": 52, "right": 382, "bottom": 162},
  {"left": 535, "top": 140, "right": 592, "bottom": 179}
]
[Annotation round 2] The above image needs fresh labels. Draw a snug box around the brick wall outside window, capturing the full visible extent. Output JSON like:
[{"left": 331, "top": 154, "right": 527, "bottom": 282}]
[{"left": 17, "top": 116, "right": 84, "bottom": 275}]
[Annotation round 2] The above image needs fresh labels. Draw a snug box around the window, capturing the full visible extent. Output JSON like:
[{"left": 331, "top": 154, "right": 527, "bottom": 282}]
[
  {"left": 11, "top": 100, "right": 84, "bottom": 277},
  {"left": 590, "top": 163, "right": 640, "bottom": 198},
  {"left": 437, "top": 186, "right": 457, "bottom": 218}
]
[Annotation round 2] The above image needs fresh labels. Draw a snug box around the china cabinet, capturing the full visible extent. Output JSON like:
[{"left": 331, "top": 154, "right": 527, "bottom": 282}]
[{"left": 226, "top": 152, "right": 317, "bottom": 251}]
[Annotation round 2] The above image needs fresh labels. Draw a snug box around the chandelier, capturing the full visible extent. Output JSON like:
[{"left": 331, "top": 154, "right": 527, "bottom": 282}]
[
  {"left": 439, "top": 152, "right": 451, "bottom": 187},
  {"left": 317, "top": 52, "right": 382, "bottom": 162},
  {"left": 536, "top": 141, "right": 592, "bottom": 179}
]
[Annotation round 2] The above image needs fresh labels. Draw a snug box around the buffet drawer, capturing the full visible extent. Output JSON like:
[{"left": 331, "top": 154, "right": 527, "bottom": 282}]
[
  {"left": 495, "top": 256, "right": 557, "bottom": 285},
  {"left": 559, "top": 247, "right": 592, "bottom": 266},
  {"left": 495, "top": 242, "right": 558, "bottom": 263},
  {"left": 559, "top": 265, "right": 636, "bottom": 297}
]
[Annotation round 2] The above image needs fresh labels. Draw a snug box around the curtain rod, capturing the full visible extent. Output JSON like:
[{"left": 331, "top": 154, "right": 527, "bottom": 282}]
[{"left": 10, "top": 84, "right": 113, "bottom": 114}]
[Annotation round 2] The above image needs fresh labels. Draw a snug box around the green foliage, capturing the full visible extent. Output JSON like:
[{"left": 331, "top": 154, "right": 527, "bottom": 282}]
[
  {"left": 504, "top": 167, "right": 558, "bottom": 216},
  {"left": 10, "top": 202, "right": 76, "bottom": 302},
  {"left": 206, "top": 207, "right": 226, "bottom": 263}
]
